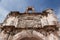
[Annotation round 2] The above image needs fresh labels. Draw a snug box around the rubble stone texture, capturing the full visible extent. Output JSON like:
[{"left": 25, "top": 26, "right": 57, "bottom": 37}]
[{"left": 0, "top": 7, "right": 60, "bottom": 40}]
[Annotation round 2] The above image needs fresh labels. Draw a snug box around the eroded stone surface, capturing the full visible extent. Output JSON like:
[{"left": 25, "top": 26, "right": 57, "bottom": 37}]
[{"left": 0, "top": 8, "right": 59, "bottom": 40}]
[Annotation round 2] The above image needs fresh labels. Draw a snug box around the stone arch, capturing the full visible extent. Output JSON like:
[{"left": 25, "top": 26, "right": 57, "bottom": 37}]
[
  {"left": 25, "top": 7, "right": 35, "bottom": 13},
  {"left": 12, "top": 30, "right": 46, "bottom": 40}
]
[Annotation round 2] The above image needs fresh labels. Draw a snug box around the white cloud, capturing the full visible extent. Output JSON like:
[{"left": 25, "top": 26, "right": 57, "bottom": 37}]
[
  {"left": 56, "top": 8, "right": 60, "bottom": 21},
  {"left": 0, "top": 0, "right": 28, "bottom": 23},
  {"left": 0, "top": 6, "right": 9, "bottom": 23},
  {"left": 0, "top": 0, "right": 28, "bottom": 12}
]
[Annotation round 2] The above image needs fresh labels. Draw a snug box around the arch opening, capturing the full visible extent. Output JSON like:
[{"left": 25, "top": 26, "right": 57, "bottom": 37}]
[{"left": 20, "top": 37, "right": 42, "bottom": 40}]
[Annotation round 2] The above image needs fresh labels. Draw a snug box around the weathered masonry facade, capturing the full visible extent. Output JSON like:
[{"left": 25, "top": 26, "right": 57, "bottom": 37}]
[{"left": 0, "top": 7, "right": 60, "bottom": 40}]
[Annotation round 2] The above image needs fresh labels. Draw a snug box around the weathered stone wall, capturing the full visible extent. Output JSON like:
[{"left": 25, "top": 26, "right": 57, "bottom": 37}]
[
  {"left": 3, "top": 9, "right": 58, "bottom": 28},
  {"left": 0, "top": 8, "right": 59, "bottom": 40},
  {"left": 0, "top": 29, "right": 59, "bottom": 40}
]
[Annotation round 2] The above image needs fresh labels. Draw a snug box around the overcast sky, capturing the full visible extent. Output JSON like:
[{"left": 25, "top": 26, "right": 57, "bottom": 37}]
[{"left": 0, "top": 0, "right": 60, "bottom": 23}]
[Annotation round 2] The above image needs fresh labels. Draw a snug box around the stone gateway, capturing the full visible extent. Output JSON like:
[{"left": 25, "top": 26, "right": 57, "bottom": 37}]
[{"left": 0, "top": 7, "right": 60, "bottom": 40}]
